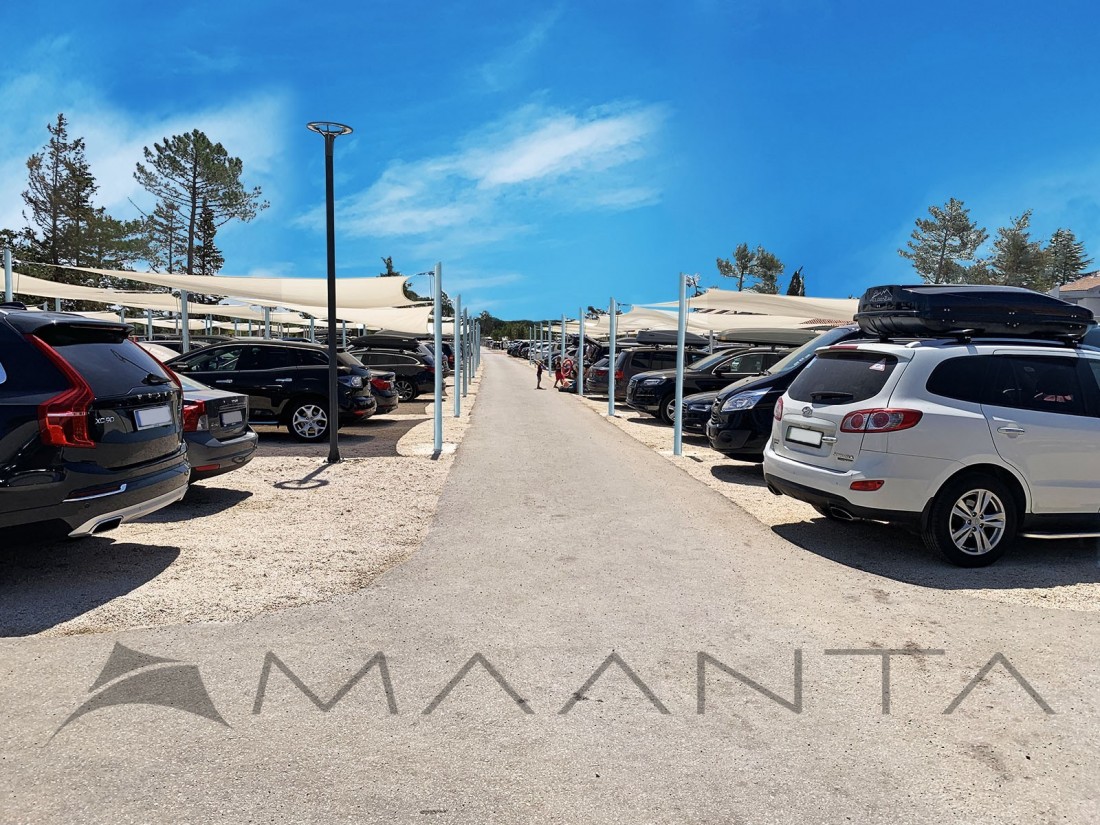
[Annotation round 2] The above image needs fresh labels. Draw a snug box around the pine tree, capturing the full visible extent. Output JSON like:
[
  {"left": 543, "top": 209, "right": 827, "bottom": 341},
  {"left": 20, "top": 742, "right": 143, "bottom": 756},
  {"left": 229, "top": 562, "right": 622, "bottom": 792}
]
[
  {"left": 21, "top": 114, "right": 96, "bottom": 272},
  {"left": 899, "top": 198, "right": 988, "bottom": 283},
  {"left": 134, "top": 129, "right": 267, "bottom": 277},
  {"left": 194, "top": 199, "right": 224, "bottom": 277},
  {"left": 717, "top": 243, "right": 757, "bottom": 291},
  {"left": 752, "top": 247, "right": 783, "bottom": 294},
  {"left": 1045, "top": 228, "right": 1092, "bottom": 286},
  {"left": 142, "top": 200, "right": 188, "bottom": 273},
  {"left": 991, "top": 211, "right": 1047, "bottom": 290}
]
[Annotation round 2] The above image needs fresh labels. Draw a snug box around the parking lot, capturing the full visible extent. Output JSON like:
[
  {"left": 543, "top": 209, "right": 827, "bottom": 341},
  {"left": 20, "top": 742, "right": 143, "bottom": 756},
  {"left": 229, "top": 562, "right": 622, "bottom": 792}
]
[
  {"left": 569, "top": 377, "right": 1100, "bottom": 613},
  {"left": 0, "top": 383, "right": 480, "bottom": 637}
]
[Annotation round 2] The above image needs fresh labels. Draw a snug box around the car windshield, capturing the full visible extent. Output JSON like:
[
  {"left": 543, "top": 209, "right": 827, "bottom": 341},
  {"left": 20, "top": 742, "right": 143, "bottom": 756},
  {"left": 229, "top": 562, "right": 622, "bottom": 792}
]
[{"left": 765, "top": 326, "right": 856, "bottom": 374}]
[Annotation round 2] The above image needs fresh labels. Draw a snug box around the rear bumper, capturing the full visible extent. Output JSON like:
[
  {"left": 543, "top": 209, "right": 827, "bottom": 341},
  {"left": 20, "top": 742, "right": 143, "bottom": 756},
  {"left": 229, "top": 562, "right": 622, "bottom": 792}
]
[
  {"left": 68, "top": 481, "right": 189, "bottom": 536},
  {"left": 1, "top": 449, "right": 191, "bottom": 533},
  {"left": 186, "top": 428, "right": 259, "bottom": 482},
  {"left": 762, "top": 442, "right": 944, "bottom": 523}
]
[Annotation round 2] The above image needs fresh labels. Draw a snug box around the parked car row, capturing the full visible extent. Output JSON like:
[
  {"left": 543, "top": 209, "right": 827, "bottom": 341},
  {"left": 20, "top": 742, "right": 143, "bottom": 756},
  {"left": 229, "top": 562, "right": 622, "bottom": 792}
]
[
  {"left": 0, "top": 304, "right": 433, "bottom": 539},
  {"left": 567, "top": 286, "right": 1100, "bottom": 567}
]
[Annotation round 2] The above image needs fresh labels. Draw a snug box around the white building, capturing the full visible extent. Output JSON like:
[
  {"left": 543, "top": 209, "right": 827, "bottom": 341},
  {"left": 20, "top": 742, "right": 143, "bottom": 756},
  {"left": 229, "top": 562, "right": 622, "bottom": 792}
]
[{"left": 1051, "top": 271, "right": 1100, "bottom": 316}]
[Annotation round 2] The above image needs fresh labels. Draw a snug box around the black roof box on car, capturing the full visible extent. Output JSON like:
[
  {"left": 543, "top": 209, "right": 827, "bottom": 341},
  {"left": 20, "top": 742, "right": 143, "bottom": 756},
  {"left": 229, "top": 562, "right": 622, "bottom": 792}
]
[{"left": 855, "top": 284, "right": 1095, "bottom": 341}]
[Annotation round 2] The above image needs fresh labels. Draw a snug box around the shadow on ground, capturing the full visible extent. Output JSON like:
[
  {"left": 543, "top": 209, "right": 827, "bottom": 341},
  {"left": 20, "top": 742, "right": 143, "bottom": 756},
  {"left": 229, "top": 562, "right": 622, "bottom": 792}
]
[
  {"left": 253, "top": 407, "right": 429, "bottom": 459},
  {"left": 0, "top": 529, "right": 179, "bottom": 636},
  {"left": 710, "top": 462, "right": 766, "bottom": 488},
  {"left": 771, "top": 517, "right": 1100, "bottom": 591},
  {"left": 140, "top": 485, "right": 252, "bottom": 522}
]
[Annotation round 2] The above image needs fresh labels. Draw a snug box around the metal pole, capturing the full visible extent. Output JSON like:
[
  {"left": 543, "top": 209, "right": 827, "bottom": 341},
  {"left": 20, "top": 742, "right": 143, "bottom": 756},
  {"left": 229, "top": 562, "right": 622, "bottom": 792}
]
[
  {"left": 709, "top": 329, "right": 714, "bottom": 352},
  {"left": 234, "top": 318, "right": 239, "bottom": 337},
  {"left": 462, "top": 308, "right": 470, "bottom": 397},
  {"left": 146, "top": 308, "right": 153, "bottom": 339},
  {"left": 342, "top": 319, "right": 347, "bottom": 349},
  {"left": 54, "top": 297, "right": 61, "bottom": 312},
  {"left": 674, "top": 273, "right": 688, "bottom": 456},
  {"left": 247, "top": 319, "right": 252, "bottom": 336},
  {"left": 263, "top": 306, "right": 271, "bottom": 339},
  {"left": 309, "top": 317, "right": 315, "bottom": 343},
  {"left": 180, "top": 289, "right": 190, "bottom": 353},
  {"left": 608, "top": 298, "right": 617, "bottom": 416},
  {"left": 119, "top": 306, "right": 125, "bottom": 324},
  {"left": 528, "top": 325, "right": 533, "bottom": 363},
  {"left": 432, "top": 263, "right": 443, "bottom": 453},
  {"left": 3, "top": 248, "right": 11, "bottom": 303},
  {"left": 560, "top": 313, "right": 566, "bottom": 380},
  {"left": 578, "top": 308, "right": 585, "bottom": 396},
  {"left": 454, "top": 294, "right": 462, "bottom": 417}
]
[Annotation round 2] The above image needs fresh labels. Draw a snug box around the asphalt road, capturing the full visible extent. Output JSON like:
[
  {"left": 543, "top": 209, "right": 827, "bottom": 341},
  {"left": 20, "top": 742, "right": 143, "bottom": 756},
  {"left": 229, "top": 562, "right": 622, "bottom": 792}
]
[{"left": 1, "top": 352, "right": 1097, "bottom": 823}]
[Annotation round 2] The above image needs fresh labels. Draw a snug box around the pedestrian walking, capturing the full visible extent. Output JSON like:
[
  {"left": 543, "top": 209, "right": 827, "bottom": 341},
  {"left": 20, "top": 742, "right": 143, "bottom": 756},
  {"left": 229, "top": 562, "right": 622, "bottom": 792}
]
[{"left": 536, "top": 360, "right": 544, "bottom": 389}]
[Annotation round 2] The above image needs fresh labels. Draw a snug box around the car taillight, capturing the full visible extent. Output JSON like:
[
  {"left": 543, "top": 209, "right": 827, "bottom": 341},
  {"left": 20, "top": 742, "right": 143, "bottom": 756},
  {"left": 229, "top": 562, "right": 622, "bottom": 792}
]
[
  {"left": 28, "top": 335, "right": 95, "bottom": 448},
  {"left": 182, "top": 399, "right": 209, "bottom": 432},
  {"left": 614, "top": 370, "right": 624, "bottom": 380},
  {"left": 773, "top": 397, "right": 784, "bottom": 421},
  {"left": 840, "top": 409, "right": 922, "bottom": 433},
  {"left": 370, "top": 377, "right": 392, "bottom": 391}
]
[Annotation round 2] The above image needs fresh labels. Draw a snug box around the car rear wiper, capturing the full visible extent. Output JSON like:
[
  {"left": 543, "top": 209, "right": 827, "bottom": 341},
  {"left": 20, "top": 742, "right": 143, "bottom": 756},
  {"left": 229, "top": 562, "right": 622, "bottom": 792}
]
[
  {"left": 143, "top": 372, "right": 171, "bottom": 385},
  {"left": 810, "top": 391, "right": 854, "bottom": 402}
]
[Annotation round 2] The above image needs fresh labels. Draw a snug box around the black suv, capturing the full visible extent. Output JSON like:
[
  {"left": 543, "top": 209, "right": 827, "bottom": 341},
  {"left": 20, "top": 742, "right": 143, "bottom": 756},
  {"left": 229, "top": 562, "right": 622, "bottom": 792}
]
[
  {"left": 0, "top": 305, "right": 190, "bottom": 536},
  {"left": 350, "top": 348, "right": 436, "bottom": 401},
  {"left": 627, "top": 347, "right": 790, "bottom": 424},
  {"left": 168, "top": 341, "right": 375, "bottom": 442},
  {"left": 707, "top": 325, "right": 862, "bottom": 460},
  {"left": 586, "top": 346, "right": 708, "bottom": 399}
]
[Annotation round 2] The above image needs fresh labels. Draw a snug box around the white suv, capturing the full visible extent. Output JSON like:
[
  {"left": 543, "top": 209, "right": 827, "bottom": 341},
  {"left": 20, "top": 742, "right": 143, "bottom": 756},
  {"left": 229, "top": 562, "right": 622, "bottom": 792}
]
[{"left": 763, "top": 337, "right": 1100, "bottom": 566}]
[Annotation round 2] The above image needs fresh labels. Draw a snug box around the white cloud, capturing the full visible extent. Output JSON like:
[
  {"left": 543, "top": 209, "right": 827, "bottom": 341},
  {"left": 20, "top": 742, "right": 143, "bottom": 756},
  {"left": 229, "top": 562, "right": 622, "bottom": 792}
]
[
  {"left": 0, "top": 64, "right": 287, "bottom": 232},
  {"left": 330, "top": 101, "right": 667, "bottom": 251},
  {"left": 474, "top": 7, "right": 563, "bottom": 93}
]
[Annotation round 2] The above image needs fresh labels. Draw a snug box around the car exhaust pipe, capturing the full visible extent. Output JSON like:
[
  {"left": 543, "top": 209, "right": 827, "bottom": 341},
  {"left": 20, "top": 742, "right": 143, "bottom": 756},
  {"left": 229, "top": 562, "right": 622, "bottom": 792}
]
[
  {"left": 828, "top": 507, "right": 857, "bottom": 522},
  {"left": 92, "top": 517, "right": 123, "bottom": 534}
]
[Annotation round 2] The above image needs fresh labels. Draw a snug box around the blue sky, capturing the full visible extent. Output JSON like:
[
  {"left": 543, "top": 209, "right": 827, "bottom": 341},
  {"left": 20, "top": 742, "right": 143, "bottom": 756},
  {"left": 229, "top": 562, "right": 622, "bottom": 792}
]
[{"left": 2, "top": 0, "right": 1099, "bottom": 319}]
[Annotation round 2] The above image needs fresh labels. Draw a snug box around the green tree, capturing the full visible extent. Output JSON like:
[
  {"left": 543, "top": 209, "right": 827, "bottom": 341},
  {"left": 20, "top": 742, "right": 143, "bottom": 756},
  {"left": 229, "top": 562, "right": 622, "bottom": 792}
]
[
  {"left": 141, "top": 199, "right": 188, "bottom": 273},
  {"left": 1045, "top": 228, "right": 1092, "bottom": 286},
  {"left": 21, "top": 113, "right": 96, "bottom": 270},
  {"left": 379, "top": 256, "right": 402, "bottom": 278},
  {"left": 899, "top": 198, "right": 988, "bottom": 283},
  {"left": 717, "top": 242, "right": 756, "bottom": 291},
  {"left": 193, "top": 198, "right": 224, "bottom": 278},
  {"left": 990, "top": 211, "right": 1047, "bottom": 290},
  {"left": 752, "top": 248, "right": 783, "bottom": 294},
  {"left": 133, "top": 129, "right": 268, "bottom": 277}
]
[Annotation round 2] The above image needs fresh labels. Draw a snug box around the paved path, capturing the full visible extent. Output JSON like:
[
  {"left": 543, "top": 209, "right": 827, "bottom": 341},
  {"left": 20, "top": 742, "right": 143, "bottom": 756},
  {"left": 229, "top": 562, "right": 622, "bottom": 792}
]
[{"left": 2, "top": 352, "right": 1097, "bottom": 823}]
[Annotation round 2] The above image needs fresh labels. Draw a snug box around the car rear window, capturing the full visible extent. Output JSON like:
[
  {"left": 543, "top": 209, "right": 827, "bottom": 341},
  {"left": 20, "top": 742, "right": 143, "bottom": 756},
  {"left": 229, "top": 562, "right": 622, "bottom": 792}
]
[
  {"left": 55, "top": 338, "right": 174, "bottom": 398},
  {"left": 788, "top": 351, "right": 899, "bottom": 404}
]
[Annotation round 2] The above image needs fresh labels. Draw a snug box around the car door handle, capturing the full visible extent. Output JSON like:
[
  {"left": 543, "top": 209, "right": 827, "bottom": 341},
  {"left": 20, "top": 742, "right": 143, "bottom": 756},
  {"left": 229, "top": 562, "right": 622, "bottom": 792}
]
[
  {"left": 214, "top": 379, "right": 233, "bottom": 384},
  {"left": 997, "top": 426, "right": 1026, "bottom": 435},
  {"left": 274, "top": 378, "right": 292, "bottom": 382}
]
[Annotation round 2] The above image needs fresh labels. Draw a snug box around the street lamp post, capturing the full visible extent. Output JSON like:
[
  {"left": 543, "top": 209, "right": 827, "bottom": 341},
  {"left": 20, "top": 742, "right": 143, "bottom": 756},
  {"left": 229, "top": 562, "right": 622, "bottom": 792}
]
[{"left": 306, "top": 120, "right": 353, "bottom": 465}]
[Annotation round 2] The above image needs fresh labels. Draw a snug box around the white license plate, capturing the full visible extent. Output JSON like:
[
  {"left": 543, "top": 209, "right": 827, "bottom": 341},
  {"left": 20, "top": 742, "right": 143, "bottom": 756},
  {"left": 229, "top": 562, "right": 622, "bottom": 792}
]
[
  {"left": 135, "top": 405, "right": 172, "bottom": 430},
  {"left": 221, "top": 409, "right": 244, "bottom": 426},
  {"left": 787, "top": 426, "right": 824, "bottom": 447}
]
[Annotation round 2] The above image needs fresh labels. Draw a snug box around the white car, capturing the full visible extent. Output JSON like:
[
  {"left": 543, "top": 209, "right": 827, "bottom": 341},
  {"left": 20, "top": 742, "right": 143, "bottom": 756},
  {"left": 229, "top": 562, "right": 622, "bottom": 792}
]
[{"left": 763, "top": 337, "right": 1100, "bottom": 566}]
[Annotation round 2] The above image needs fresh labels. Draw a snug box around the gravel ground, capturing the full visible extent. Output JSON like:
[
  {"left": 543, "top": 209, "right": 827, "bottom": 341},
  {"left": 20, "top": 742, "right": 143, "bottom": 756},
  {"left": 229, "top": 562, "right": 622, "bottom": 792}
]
[
  {"left": 558, "top": 373, "right": 1100, "bottom": 612},
  {"left": 0, "top": 370, "right": 482, "bottom": 637}
]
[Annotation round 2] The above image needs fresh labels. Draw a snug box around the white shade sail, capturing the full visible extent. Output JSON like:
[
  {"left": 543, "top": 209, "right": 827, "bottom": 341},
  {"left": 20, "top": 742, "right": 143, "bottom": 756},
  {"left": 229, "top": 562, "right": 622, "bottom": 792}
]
[
  {"left": 61, "top": 265, "right": 420, "bottom": 309},
  {"left": 676, "top": 288, "right": 857, "bottom": 321},
  {"left": 11, "top": 271, "right": 306, "bottom": 323}
]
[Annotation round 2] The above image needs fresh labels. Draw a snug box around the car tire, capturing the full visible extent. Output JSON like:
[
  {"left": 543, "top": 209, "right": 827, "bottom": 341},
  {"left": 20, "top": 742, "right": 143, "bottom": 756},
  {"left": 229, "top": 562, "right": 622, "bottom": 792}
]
[
  {"left": 922, "top": 473, "right": 1017, "bottom": 567},
  {"left": 286, "top": 399, "right": 330, "bottom": 442},
  {"left": 658, "top": 392, "right": 676, "bottom": 424},
  {"left": 395, "top": 379, "right": 416, "bottom": 402}
]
